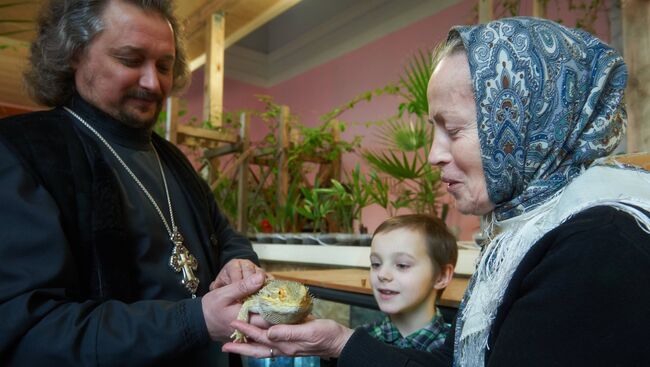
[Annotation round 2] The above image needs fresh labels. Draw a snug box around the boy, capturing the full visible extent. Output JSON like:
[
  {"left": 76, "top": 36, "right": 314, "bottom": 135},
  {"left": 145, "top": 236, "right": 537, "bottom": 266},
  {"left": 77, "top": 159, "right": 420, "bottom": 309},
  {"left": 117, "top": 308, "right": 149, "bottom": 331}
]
[{"left": 364, "top": 214, "right": 457, "bottom": 352}]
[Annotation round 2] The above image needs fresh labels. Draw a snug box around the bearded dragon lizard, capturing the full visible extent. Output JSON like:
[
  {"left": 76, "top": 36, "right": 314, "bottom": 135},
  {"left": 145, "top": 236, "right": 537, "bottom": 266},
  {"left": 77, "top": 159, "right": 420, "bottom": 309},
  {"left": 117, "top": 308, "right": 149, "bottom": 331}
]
[{"left": 231, "top": 279, "right": 313, "bottom": 343}]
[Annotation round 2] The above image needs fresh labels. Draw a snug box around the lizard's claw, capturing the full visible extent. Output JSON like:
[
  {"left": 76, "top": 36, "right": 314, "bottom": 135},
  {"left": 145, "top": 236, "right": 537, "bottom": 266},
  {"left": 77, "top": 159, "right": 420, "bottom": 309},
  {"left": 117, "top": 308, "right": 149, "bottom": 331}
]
[{"left": 230, "top": 329, "right": 248, "bottom": 343}]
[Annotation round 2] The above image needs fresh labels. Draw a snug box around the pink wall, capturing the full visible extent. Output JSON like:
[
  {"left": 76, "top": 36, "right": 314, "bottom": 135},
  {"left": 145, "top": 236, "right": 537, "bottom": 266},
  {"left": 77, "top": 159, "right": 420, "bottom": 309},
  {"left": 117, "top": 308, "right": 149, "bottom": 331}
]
[
  {"left": 267, "top": 0, "right": 480, "bottom": 239},
  {"left": 180, "top": 0, "right": 612, "bottom": 240}
]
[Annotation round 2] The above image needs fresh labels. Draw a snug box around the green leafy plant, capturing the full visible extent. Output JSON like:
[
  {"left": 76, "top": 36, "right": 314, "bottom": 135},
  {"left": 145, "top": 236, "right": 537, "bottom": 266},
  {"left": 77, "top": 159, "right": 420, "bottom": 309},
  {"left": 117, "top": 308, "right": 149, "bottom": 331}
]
[
  {"left": 321, "top": 179, "right": 355, "bottom": 233},
  {"left": 314, "top": 41, "right": 450, "bottom": 223},
  {"left": 350, "top": 44, "right": 447, "bottom": 219},
  {"left": 320, "top": 84, "right": 400, "bottom": 124},
  {"left": 267, "top": 180, "right": 303, "bottom": 233},
  {"left": 397, "top": 48, "right": 433, "bottom": 118},
  {"left": 201, "top": 43, "right": 450, "bottom": 233},
  {"left": 347, "top": 163, "right": 372, "bottom": 231},
  {"left": 205, "top": 95, "right": 361, "bottom": 234},
  {"left": 296, "top": 181, "right": 335, "bottom": 233},
  {"left": 291, "top": 120, "right": 360, "bottom": 163},
  {"left": 362, "top": 116, "right": 445, "bottom": 217},
  {"left": 211, "top": 175, "right": 238, "bottom": 225},
  {"left": 366, "top": 171, "right": 391, "bottom": 215}
]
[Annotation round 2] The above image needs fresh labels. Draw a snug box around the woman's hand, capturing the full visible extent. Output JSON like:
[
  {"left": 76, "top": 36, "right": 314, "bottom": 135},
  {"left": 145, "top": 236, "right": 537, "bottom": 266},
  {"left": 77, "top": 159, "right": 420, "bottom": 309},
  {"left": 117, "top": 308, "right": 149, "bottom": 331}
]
[{"left": 222, "top": 317, "right": 354, "bottom": 359}]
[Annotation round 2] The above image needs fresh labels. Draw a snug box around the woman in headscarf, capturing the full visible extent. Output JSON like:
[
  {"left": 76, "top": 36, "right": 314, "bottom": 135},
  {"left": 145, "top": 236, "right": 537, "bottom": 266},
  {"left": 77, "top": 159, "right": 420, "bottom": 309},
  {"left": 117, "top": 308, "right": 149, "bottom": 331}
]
[{"left": 223, "top": 17, "right": 650, "bottom": 366}]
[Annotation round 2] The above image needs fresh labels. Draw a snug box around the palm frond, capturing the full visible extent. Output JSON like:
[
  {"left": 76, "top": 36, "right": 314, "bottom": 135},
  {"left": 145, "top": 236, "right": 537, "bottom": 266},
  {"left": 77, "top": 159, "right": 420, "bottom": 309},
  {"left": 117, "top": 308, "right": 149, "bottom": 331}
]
[
  {"left": 373, "top": 118, "right": 432, "bottom": 152},
  {"left": 362, "top": 149, "right": 426, "bottom": 180},
  {"left": 398, "top": 44, "right": 448, "bottom": 118},
  {"left": 398, "top": 49, "right": 433, "bottom": 117}
]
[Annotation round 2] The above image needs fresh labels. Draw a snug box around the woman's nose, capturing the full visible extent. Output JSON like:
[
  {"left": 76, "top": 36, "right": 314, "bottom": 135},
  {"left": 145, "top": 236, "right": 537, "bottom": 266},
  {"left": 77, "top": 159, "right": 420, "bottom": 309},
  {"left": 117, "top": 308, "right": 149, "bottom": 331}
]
[{"left": 429, "top": 130, "right": 451, "bottom": 166}]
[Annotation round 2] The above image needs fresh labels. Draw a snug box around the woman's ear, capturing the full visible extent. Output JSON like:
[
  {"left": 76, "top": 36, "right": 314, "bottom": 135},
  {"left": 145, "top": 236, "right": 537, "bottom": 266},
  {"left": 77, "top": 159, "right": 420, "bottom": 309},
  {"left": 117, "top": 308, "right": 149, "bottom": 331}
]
[{"left": 433, "top": 264, "right": 454, "bottom": 290}]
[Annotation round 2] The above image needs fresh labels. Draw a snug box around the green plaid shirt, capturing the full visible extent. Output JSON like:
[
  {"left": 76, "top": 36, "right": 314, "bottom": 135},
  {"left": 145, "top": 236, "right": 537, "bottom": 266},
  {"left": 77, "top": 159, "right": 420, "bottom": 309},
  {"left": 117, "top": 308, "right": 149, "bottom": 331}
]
[{"left": 362, "top": 308, "right": 451, "bottom": 352}]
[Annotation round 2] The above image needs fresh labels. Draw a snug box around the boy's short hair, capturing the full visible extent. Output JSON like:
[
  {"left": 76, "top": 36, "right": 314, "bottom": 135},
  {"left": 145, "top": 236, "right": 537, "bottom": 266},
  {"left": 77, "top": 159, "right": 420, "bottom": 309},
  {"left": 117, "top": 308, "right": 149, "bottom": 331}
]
[{"left": 373, "top": 214, "right": 458, "bottom": 277}]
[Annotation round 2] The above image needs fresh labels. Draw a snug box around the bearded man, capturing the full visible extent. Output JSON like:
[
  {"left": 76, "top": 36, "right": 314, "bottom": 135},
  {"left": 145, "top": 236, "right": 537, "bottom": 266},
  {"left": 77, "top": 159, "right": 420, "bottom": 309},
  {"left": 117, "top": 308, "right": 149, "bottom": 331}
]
[{"left": 0, "top": 1, "right": 267, "bottom": 365}]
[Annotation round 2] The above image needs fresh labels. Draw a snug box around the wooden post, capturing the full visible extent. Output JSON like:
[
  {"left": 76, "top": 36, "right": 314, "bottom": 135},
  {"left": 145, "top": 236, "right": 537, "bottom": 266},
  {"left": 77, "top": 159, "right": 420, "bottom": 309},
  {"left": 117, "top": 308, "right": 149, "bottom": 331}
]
[
  {"left": 277, "top": 105, "right": 291, "bottom": 209},
  {"left": 622, "top": 0, "right": 650, "bottom": 152},
  {"left": 166, "top": 97, "right": 179, "bottom": 143},
  {"left": 204, "top": 11, "right": 225, "bottom": 127},
  {"left": 237, "top": 112, "right": 251, "bottom": 233},
  {"left": 478, "top": 0, "right": 493, "bottom": 23},
  {"left": 532, "top": 0, "right": 546, "bottom": 18}
]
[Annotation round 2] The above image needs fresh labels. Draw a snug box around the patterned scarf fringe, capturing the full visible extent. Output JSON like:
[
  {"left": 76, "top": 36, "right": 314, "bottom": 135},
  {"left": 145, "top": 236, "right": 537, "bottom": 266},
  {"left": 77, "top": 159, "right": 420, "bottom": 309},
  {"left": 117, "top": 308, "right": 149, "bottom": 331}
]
[{"left": 457, "top": 193, "right": 562, "bottom": 367}]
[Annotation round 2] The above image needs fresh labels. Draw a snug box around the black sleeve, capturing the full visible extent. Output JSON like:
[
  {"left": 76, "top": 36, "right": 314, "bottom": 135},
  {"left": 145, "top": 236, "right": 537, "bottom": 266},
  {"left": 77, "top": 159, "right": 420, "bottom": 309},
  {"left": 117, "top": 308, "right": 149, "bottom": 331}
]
[
  {"left": 209, "top": 195, "right": 260, "bottom": 268},
  {"left": 204, "top": 181, "right": 260, "bottom": 268},
  {"left": 0, "top": 141, "right": 210, "bottom": 366},
  {"left": 486, "top": 206, "right": 650, "bottom": 366},
  {"left": 337, "top": 328, "right": 453, "bottom": 367}
]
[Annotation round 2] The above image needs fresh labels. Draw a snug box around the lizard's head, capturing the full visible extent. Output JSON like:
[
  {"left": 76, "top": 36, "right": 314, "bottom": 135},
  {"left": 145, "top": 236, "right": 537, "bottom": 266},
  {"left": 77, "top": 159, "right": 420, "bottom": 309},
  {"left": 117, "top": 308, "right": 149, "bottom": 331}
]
[{"left": 258, "top": 280, "right": 313, "bottom": 324}]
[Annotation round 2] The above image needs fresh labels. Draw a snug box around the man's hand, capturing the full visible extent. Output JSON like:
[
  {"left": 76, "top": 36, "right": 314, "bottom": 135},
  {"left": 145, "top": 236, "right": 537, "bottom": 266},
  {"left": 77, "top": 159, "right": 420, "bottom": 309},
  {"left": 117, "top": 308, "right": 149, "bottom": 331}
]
[
  {"left": 210, "top": 259, "right": 264, "bottom": 290},
  {"left": 221, "top": 317, "right": 354, "bottom": 359},
  {"left": 201, "top": 272, "right": 269, "bottom": 342}
]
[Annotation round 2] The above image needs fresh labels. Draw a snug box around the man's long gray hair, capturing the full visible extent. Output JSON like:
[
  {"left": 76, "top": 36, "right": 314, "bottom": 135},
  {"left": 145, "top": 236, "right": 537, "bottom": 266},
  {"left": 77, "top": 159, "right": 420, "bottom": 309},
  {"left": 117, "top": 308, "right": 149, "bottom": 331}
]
[{"left": 25, "top": 0, "right": 191, "bottom": 107}]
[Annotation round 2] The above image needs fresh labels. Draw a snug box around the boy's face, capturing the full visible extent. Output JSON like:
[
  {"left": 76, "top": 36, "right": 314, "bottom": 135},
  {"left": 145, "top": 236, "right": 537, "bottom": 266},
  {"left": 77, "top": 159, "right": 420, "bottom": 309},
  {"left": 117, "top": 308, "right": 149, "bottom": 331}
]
[{"left": 369, "top": 228, "right": 439, "bottom": 318}]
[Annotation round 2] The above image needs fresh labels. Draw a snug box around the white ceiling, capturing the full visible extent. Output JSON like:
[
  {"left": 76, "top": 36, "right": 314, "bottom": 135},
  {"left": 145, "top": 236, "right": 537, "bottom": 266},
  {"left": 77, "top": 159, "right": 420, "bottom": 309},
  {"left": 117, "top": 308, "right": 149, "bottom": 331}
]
[{"left": 224, "top": 0, "right": 460, "bottom": 87}]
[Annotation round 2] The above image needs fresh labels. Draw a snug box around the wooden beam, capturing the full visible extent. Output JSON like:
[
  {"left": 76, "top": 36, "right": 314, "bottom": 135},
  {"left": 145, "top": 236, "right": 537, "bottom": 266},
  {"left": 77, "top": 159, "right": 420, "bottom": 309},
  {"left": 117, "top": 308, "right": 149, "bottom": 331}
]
[
  {"left": 237, "top": 112, "right": 251, "bottom": 233},
  {"left": 622, "top": 0, "right": 650, "bottom": 152},
  {"left": 183, "top": 0, "right": 301, "bottom": 41},
  {"left": 204, "top": 143, "right": 243, "bottom": 158},
  {"left": 176, "top": 124, "right": 238, "bottom": 144},
  {"left": 165, "top": 97, "right": 180, "bottom": 143},
  {"left": 183, "top": 0, "right": 238, "bottom": 39},
  {"left": 478, "top": 0, "right": 493, "bottom": 24},
  {"left": 297, "top": 154, "right": 332, "bottom": 164},
  {"left": 532, "top": 0, "right": 547, "bottom": 18},
  {"left": 251, "top": 157, "right": 275, "bottom": 166},
  {"left": 225, "top": 0, "right": 301, "bottom": 48},
  {"left": 203, "top": 11, "right": 225, "bottom": 126},
  {"left": 185, "top": 0, "right": 302, "bottom": 69},
  {"left": 254, "top": 147, "right": 276, "bottom": 157}
]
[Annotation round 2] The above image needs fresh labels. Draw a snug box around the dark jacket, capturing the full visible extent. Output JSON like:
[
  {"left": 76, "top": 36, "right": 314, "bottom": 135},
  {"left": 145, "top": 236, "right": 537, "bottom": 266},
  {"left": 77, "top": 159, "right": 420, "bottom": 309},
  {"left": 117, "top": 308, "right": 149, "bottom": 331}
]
[
  {"left": 338, "top": 206, "right": 650, "bottom": 366},
  {"left": 0, "top": 107, "right": 258, "bottom": 365}
]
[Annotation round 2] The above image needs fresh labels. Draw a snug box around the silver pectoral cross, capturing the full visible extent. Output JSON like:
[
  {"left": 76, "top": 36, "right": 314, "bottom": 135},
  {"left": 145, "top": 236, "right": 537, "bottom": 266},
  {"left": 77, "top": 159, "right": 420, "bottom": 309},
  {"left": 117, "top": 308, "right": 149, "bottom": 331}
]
[{"left": 169, "top": 229, "right": 199, "bottom": 298}]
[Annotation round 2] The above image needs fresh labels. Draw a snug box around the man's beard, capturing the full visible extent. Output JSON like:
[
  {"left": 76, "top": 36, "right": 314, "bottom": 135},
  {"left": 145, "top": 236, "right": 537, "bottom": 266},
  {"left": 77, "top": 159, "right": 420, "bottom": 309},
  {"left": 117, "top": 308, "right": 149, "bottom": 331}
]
[{"left": 116, "top": 89, "right": 164, "bottom": 130}]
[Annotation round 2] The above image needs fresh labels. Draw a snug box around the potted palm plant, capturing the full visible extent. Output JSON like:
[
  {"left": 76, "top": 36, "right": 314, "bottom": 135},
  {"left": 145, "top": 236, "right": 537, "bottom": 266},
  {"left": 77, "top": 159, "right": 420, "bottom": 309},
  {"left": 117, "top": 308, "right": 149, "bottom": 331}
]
[{"left": 329, "top": 45, "right": 449, "bottom": 220}]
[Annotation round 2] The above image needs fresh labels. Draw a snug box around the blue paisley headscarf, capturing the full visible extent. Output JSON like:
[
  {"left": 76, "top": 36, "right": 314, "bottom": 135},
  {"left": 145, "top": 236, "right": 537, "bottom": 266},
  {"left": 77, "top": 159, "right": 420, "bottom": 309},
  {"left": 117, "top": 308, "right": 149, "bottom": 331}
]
[{"left": 453, "top": 17, "right": 627, "bottom": 220}]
